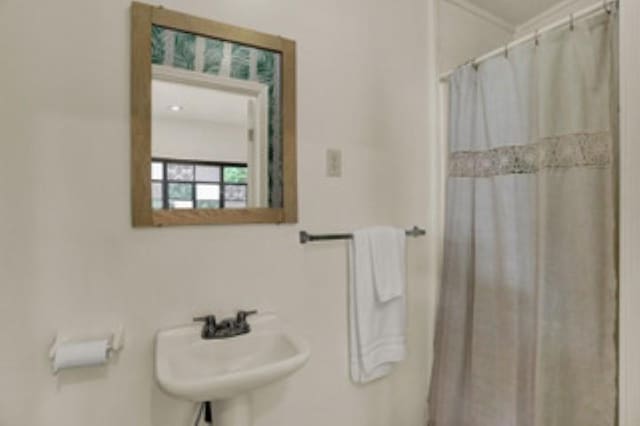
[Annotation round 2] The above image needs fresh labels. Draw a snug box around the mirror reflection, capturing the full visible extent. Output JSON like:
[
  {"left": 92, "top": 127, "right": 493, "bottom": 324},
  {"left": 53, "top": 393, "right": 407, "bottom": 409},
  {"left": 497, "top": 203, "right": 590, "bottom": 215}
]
[
  {"left": 148, "top": 25, "right": 285, "bottom": 212},
  {"left": 151, "top": 78, "right": 268, "bottom": 209},
  {"left": 131, "top": 7, "right": 297, "bottom": 226}
]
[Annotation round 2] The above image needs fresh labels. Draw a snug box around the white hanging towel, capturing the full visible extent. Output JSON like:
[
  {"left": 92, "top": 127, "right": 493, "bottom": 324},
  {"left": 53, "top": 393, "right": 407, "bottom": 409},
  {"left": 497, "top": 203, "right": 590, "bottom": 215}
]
[{"left": 349, "top": 227, "right": 407, "bottom": 383}]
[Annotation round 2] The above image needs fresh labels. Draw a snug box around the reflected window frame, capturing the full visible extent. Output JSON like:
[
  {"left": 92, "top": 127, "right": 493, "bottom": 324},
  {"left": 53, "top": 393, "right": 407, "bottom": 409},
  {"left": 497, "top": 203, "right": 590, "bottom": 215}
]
[{"left": 151, "top": 157, "right": 248, "bottom": 210}]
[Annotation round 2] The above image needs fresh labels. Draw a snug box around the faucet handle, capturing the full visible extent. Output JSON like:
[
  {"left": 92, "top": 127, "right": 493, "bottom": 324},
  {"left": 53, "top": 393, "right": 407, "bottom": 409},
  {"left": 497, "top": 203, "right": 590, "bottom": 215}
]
[
  {"left": 236, "top": 310, "right": 258, "bottom": 324},
  {"left": 193, "top": 315, "right": 216, "bottom": 326}
]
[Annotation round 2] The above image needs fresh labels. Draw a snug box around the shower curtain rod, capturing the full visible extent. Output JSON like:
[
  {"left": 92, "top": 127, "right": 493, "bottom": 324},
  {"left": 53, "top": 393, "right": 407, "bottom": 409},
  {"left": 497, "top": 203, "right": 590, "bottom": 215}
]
[{"left": 439, "top": 0, "right": 618, "bottom": 82}]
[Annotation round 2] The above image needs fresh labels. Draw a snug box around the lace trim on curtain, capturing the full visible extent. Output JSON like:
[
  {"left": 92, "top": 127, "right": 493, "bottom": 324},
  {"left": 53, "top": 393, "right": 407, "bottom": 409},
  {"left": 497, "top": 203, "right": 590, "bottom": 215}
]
[{"left": 449, "top": 131, "right": 611, "bottom": 178}]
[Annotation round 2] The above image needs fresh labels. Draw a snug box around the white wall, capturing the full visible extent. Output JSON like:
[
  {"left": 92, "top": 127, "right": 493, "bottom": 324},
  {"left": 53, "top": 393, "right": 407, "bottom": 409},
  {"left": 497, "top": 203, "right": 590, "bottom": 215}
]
[
  {"left": 152, "top": 118, "right": 248, "bottom": 163},
  {"left": 438, "top": 0, "right": 514, "bottom": 74},
  {"left": 0, "top": 0, "right": 438, "bottom": 425}
]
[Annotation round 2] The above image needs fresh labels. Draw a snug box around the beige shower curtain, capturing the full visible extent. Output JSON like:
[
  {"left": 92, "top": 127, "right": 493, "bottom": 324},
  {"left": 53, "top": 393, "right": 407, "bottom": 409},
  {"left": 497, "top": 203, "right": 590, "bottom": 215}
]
[{"left": 428, "top": 13, "right": 617, "bottom": 426}]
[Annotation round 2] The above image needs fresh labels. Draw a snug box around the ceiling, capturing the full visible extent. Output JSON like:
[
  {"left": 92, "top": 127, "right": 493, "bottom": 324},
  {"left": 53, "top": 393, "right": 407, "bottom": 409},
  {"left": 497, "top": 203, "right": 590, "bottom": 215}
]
[
  {"left": 152, "top": 79, "right": 249, "bottom": 126},
  {"left": 464, "top": 0, "right": 565, "bottom": 26}
]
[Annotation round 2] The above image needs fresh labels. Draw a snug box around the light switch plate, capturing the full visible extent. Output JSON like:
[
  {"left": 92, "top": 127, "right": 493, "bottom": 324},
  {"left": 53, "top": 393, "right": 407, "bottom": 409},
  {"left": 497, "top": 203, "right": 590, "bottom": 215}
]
[{"left": 326, "top": 149, "right": 342, "bottom": 177}]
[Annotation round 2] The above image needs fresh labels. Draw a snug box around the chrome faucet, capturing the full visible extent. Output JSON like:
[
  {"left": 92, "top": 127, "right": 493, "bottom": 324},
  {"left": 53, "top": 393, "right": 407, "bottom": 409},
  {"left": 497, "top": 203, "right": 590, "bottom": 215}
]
[{"left": 194, "top": 310, "right": 258, "bottom": 339}]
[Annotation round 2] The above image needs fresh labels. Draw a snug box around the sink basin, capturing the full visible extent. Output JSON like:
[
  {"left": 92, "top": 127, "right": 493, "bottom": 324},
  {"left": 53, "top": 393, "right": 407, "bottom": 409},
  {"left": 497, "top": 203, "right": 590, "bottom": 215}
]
[{"left": 155, "top": 313, "right": 310, "bottom": 414}]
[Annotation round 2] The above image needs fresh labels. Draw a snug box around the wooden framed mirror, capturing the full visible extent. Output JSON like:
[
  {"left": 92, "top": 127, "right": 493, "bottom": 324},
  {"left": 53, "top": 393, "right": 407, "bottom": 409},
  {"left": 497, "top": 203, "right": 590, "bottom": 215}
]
[{"left": 131, "top": 2, "right": 297, "bottom": 226}]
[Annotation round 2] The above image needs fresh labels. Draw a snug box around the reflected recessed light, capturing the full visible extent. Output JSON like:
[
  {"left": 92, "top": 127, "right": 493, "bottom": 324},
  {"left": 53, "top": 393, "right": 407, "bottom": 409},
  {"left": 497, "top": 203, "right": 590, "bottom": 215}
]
[{"left": 168, "top": 105, "right": 183, "bottom": 112}]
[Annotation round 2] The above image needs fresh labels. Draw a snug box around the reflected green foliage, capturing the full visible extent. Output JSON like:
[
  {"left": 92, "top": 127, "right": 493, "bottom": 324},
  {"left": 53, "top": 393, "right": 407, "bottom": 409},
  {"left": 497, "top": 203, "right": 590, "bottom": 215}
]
[
  {"left": 204, "top": 39, "right": 224, "bottom": 74},
  {"left": 224, "top": 167, "right": 248, "bottom": 184},
  {"left": 168, "top": 183, "right": 192, "bottom": 200},
  {"left": 174, "top": 33, "right": 196, "bottom": 70},
  {"left": 230, "top": 45, "right": 251, "bottom": 79},
  {"left": 256, "top": 50, "right": 275, "bottom": 84},
  {"left": 151, "top": 26, "right": 165, "bottom": 64}
]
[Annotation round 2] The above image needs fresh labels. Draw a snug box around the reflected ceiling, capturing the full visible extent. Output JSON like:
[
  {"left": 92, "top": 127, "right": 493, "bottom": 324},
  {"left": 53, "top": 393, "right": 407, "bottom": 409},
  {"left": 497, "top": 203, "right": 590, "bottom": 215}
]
[{"left": 152, "top": 80, "right": 250, "bottom": 125}]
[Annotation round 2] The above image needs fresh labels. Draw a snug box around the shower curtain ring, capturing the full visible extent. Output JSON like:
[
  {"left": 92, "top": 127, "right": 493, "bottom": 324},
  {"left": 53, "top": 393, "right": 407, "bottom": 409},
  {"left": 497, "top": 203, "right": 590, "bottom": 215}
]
[
  {"left": 603, "top": 0, "right": 612, "bottom": 14},
  {"left": 504, "top": 44, "right": 509, "bottom": 59},
  {"left": 534, "top": 30, "right": 540, "bottom": 46}
]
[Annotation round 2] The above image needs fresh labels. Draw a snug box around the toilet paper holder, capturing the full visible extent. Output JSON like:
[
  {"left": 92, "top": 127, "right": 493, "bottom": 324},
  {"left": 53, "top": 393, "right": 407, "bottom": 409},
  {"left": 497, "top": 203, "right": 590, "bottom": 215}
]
[{"left": 48, "top": 325, "right": 125, "bottom": 368}]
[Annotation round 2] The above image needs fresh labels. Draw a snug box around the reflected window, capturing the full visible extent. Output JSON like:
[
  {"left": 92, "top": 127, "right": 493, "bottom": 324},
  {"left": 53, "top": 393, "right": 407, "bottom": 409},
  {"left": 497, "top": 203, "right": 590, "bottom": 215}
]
[{"left": 151, "top": 158, "right": 248, "bottom": 210}]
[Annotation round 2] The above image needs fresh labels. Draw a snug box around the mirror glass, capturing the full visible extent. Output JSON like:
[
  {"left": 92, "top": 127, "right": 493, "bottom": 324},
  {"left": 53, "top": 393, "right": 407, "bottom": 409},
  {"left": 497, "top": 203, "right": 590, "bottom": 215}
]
[{"left": 150, "top": 25, "right": 283, "bottom": 210}]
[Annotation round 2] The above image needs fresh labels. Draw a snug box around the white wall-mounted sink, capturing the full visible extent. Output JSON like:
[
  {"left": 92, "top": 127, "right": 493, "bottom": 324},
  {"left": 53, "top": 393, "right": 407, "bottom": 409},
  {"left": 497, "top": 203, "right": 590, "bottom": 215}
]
[{"left": 155, "top": 313, "right": 310, "bottom": 426}]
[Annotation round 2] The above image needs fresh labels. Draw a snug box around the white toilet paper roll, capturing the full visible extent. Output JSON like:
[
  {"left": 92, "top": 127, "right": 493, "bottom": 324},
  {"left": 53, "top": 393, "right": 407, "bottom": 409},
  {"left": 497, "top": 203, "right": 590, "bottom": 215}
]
[{"left": 53, "top": 339, "right": 109, "bottom": 373}]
